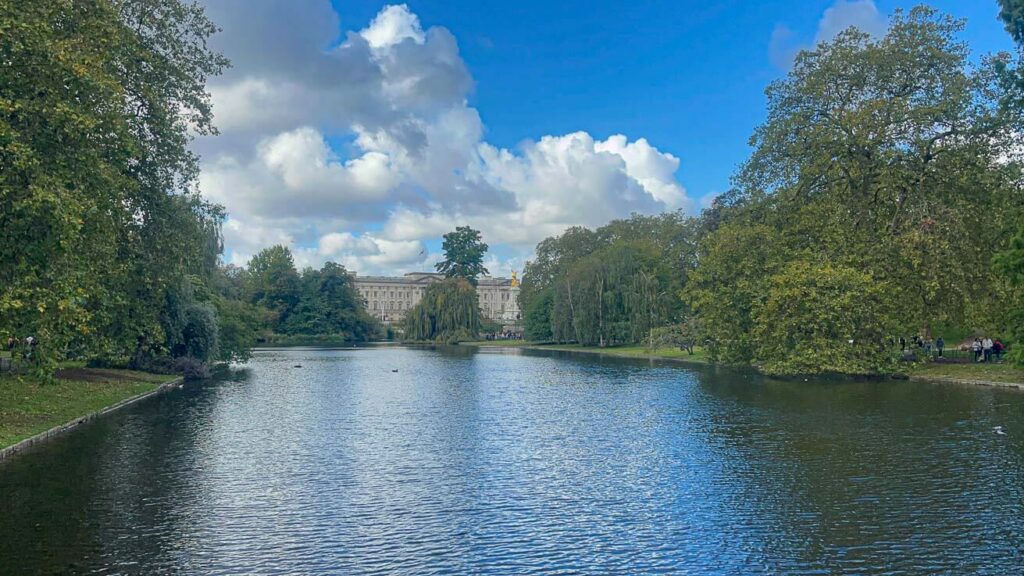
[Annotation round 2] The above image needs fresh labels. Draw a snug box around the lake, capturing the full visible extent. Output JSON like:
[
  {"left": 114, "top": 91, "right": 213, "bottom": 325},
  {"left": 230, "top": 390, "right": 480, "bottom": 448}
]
[{"left": 1, "top": 346, "right": 1023, "bottom": 574}]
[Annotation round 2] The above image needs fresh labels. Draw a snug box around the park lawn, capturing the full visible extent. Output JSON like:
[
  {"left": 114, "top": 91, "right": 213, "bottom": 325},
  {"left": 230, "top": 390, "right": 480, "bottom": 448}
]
[
  {"left": 909, "top": 362, "right": 1024, "bottom": 385},
  {"left": 0, "top": 368, "right": 177, "bottom": 449},
  {"left": 539, "top": 344, "right": 709, "bottom": 363},
  {"left": 462, "top": 340, "right": 537, "bottom": 347},
  {"left": 464, "top": 341, "right": 709, "bottom": 363}
]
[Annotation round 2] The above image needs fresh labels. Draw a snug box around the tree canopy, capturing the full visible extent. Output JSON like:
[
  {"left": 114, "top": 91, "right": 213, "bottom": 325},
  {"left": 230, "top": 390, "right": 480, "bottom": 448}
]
[
  {"left": 403, "top": 278, "right": 481, "bottom": 343},
  {"left": 436, "top": 226, "right": 489, "bottom": 285}
]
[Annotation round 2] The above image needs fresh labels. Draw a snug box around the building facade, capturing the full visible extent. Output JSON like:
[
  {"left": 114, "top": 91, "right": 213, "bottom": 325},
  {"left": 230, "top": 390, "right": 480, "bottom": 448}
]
[{"left": 352, "top": 271, "right": 521, "bottom": 328}]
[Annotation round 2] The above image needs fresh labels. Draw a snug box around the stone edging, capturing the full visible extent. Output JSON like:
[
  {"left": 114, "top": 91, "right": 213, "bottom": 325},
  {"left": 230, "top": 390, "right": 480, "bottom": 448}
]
[{"left": 0, "top": 376, "right": 184, "bottom": 464}]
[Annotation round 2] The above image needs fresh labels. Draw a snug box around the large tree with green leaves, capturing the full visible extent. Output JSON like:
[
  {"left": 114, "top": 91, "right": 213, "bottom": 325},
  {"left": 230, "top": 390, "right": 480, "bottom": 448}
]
[
  {"left": 245, "top": 245, "right": 301, "bottom": 331},
  {"left": 0, "top": 0, "right": 228, "bottom": 374},
  {"left": 734, "top": 6, "right": 1020, "bottom": 336},
  {"left": 1001, "top": 0, "right": 1024, "bottom": 45},
  {"left": 403, "top": 278, "right": 481, "bottom": 343},
  {"left": 436, "top": 226, "right": 489, "bottom": 285},
  {"left": 284, "top": 262, "right": 376, "bottom": 341},
  {"left": 752, "top": 261, "right": 898, "bottom": 376}
]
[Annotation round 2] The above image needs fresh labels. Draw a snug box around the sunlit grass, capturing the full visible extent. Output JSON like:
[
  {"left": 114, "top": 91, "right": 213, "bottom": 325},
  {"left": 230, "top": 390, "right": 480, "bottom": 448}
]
[
  {"left": 0, "top": 369, "right": 176, "bottom": 449},
  {"left": 909, "top": 362, "right": 1024, "bottom": 385},
  {"left": 463, "top": 341, "right": 709, "bottom": 363}
]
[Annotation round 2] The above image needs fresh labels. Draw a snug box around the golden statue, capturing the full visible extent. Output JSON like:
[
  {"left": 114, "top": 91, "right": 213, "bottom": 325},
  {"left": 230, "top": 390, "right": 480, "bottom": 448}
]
[{"left": 510, "top": 270, "right": 519, "bottom": 287}]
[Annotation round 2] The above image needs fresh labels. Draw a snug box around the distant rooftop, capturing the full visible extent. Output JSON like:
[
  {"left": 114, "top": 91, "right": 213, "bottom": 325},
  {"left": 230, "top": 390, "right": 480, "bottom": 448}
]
[{"left": 351, "top": 271, "right": 512, "bottom": 285}]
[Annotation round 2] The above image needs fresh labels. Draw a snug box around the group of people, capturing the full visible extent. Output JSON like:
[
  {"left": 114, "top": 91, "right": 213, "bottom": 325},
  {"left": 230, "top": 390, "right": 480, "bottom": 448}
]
[
  {"left": 970, "top": 337, "right": 1005, "bottom": 363},
  {"left": 482, "top": 331, "right": 523, "bottom": 341},
  {"left": 898, "top": 335, "right": 1006, "bottom": 363},
  {"left": 5, "top": 335, "right": 38, "bottom": 361}
]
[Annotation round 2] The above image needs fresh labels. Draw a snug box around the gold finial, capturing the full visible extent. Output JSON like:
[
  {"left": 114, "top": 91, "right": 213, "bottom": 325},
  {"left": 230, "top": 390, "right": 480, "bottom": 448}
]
[{"left": 510, "top": 270, "right": 519, "bottom": 287}]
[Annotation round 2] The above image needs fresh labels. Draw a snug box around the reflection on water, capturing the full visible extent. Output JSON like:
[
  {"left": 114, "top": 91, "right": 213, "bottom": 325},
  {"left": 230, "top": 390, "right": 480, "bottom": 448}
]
[{"left": 1, "top": 346, "right": 1022, "bottom": 574}]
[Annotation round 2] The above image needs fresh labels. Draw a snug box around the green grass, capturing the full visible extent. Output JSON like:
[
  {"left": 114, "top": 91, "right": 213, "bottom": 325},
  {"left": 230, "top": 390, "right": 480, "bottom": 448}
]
[
  {"left": 463, "top": 341, "right": 709, "bottom": 363},
  {"left": 461, "top": 340, "right": 537, "bottom": 347},
  {"left": 909, "top": 362, "right": 1024, "bottom": 385},
  {"left": 0, "top": 369, "right": 176, "bottom": 449},
  {"left": 538, "top": 344, "right": 709, "bottom": 363}
]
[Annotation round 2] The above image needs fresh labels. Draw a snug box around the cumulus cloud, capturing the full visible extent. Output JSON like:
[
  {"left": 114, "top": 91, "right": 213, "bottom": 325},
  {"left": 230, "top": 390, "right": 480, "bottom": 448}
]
[
  {"left": 815, "top": 0, "right": 887, "bottom": 44},
  {"left": 770, "top": 0, "right": 886, "bottom": 70},
  {"left": 195, "top": 2, "right": 691, "bottom": 273}
]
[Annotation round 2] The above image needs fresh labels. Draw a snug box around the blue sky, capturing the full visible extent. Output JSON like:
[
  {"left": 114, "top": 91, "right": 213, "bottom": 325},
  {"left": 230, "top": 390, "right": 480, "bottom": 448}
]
[{"left": 195, "top": 1, "right": 1014, "bottom": 275}]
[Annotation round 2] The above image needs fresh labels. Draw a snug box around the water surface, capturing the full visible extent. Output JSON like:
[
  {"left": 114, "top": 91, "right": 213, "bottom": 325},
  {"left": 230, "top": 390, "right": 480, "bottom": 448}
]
[{"left": 2, "top": 346, "right": 1023, "bottom": 574}]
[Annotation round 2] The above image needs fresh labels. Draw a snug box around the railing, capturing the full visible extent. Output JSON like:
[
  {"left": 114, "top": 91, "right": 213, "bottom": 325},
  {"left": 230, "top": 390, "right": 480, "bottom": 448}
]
[{"left": 901, "top": 347, "right": 1008, "bottom": 364}]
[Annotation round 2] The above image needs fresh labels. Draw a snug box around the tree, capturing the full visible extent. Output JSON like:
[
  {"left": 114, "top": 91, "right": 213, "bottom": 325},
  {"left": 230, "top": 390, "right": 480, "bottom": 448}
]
[
  {"left": 752, "top": 261, "right": 897, "bottom": 376},
  {"left": 735, "top": 6, "right": 1019, "bottom": 336},
  {"left": 284, "top": 262, "right": 376, "bottom": 340},
  {"left": 523, "top": 289, "right": 554, "bottom": 342},
  {"left": 0, "top": 0, "right": 229, "bottom": 375},
  {"left": 995, "top": 224, "right": 1024, "bottom": 366},
  {"left": 246, "top": 245, "right": 301, "bottom": 331},
  {"left": 551, "top": 242, "right": 673, "bottom": 347},
  {"left": 1001, "top": 0, "right": 1024, "bottom": 45},
  {"left": 404, "top": 278, "right": 481, "bottom": 343},
  {"left": 521, "top": 214, "right": 694, "bottom": 344},
  {"left": 684, "top": 224, "right": 783, "bottom": 363},
  {"left": 436, "top": 226, "right": 489, "bottom": 285}
]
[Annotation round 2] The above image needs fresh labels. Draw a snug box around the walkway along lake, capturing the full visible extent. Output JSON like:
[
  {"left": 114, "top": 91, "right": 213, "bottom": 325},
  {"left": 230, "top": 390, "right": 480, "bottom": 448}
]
[{"left": 2, "top": 345, "right": 1023, "bottom": 574}]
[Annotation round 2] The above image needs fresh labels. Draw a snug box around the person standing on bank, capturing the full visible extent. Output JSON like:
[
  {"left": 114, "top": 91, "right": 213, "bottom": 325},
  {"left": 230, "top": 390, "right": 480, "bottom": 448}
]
[
  {"left": 983, "top": 336, "right": 994, "bottom": 363},
  {"left": 936, "top": 337, "right": 944, "bottom": 358},
  {"left": 972, "top": 338, "right": 983, "bottom": 362}
]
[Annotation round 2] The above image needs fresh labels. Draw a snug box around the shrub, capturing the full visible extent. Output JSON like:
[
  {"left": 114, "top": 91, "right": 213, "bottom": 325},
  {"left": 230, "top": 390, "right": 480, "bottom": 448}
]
[
  {"left": 752, "top": 260, "right": 898, "bottom": 376},
  {"left": 173, "top": 356, "right": 211, "bottom": 380}
]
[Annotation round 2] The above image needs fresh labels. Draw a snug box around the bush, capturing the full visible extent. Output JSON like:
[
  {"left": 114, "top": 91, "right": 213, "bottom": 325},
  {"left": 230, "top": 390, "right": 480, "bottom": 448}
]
[
  {"left": 173, "top": 356, "right": 211, "bottom": 380},
  {"left": 752, "top": 260, "right": 898, "bottom": 376}
]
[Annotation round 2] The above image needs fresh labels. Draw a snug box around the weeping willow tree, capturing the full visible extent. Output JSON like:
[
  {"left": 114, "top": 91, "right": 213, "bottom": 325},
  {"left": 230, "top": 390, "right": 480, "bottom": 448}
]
[
  {"left": 551, "top": 243, "right": 675, "bottom": 346},
  {"left": 404, "top": 278, "right": 481, "bottom": 343}
]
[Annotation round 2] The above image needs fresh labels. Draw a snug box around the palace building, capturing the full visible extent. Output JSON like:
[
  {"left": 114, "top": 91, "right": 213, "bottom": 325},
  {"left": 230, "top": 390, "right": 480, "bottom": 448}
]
[{"left": 351, "top": 271, "right": 521, "bottom": 328}]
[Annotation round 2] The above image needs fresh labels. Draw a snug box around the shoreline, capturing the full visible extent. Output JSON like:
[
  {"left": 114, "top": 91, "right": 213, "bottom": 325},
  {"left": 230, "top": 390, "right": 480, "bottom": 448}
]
[
  {"left": 0, "top": 376, "right": 184, "bottom": 463},
  {"left": 462, "top": 341, "right": 711, "bottom": 368},
  {"left": 461, "top": 341, "right": 1024, "bottom": 389},
  {"left": 905, "top": 374, "right": 1024, "bottom": 391}
]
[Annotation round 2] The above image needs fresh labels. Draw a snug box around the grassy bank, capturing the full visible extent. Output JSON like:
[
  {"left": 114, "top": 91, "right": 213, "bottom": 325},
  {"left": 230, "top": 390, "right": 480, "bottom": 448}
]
[
  {"left": 463, "top": 341, "right": 709, "bottom": 364},
  {"left": 908, "top": 362, "right": 1024, "bottom": 386},
  {"left": 0, "top": 368, "right": 176, "bottom": 449},
  {"left": 464, "top": 341, "right": 1024, "bottom": 386}
]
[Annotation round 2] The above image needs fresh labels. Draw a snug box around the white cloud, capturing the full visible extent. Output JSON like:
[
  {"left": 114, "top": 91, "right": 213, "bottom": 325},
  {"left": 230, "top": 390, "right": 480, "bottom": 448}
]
[
  {"left": 770, "top": 0, "right": 886, "bottom": 70},
  {"left": 196, "top": 3, "right": 692, "bottom": 275},
  {"left": 360, "top": 3, "right": 425, "bottom": 50},
  {"left": 815, "top": 0, "right": 886, "bottom": 44}
]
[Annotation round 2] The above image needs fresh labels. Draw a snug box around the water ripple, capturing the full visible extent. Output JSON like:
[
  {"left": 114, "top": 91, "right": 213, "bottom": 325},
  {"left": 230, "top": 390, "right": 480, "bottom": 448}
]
[{"left": 1, "top": 346, "right": 1023, "bottom": 574}]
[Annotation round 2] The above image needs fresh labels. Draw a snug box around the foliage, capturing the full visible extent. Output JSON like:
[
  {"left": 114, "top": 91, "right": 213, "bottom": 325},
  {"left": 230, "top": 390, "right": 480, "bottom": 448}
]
[
  {"left": 649, "top": 320, "right": 700, "bottom": 354},
  {"left": 245, "top": 245, "right": 301, "bottom": 331},
  {"left": 436, "top": 226, "right": 489, "bottom": 285},
  {"left": 995, "top": 223, "right": 1024, "bottom": 366},
  {"left": 173, "top": 356, "right": 211, "bottom": 380},
  {"left": 523, "top": 289, "right": 554, "bottom": 342},
  {"left": 283, "top": 262, "right": 376, "bottom": 341},
  {"left": 522, "top": 213, "right": 694, "bottom": 344},
  {"left": 734, "top": 7, "right": 1020, "bottom": 336},
  {"left": 404, "top": 278, "right": 481, "bottom": 343},
  {"left": 213, "top": 296, "right": 261, "bottom": 363},
  {"left": 751, "top": 261, "right": 898, "bottom": 376},
  {"left": 683, "top": 224, "right": 783, "bottom": 363},
  {"left": 0, "top": 0, "right": 230, "bottom": 376},
  {"left": 1001, "top": 0, "right": 1024, "bottom": 46},
  {"left": 551, "top": 242, "right": 676, "bottom": 346},
  {"left": 675, "top": 6, "right": 1022, "bottom": 374}
]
